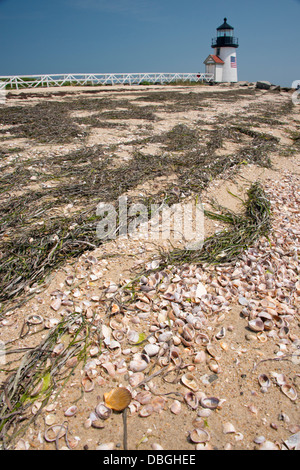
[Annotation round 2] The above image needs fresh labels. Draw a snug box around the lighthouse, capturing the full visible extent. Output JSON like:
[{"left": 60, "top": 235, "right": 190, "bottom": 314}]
[{"left": 204, "top": 18, "right": 239, "bottom": 83}]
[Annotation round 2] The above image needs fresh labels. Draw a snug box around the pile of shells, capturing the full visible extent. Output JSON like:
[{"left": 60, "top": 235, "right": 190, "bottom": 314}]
[{"left": 12, "top": 171, "right": 299, "bottom": 450}]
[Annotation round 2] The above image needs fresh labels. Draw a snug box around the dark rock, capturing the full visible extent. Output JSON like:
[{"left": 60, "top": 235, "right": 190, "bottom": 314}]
[{"left": 256, "top": 81, "right": 271, "bottom": 90}]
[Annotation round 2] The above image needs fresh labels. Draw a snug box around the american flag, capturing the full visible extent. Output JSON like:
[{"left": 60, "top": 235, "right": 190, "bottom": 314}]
[{"left": 231, "top": 56, "right": 237, "bottom": 68}]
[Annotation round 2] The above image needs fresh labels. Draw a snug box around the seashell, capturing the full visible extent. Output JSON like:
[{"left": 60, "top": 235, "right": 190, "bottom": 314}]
[
  {"left": 170, "top": 400, "right": 182, "bottom": 415},
  {"left": 45, "top": 318, "right": 60, "bottom": 329},
  {"left": 136, "top": 391, "right": 152, "bottom": 405},
  {"left": 223, "top": 422, "right": 236, "bottom": 434},
  {"left": 281, "top": 384, "right": 297, "bottom": 401},
  {"left": 104, "top": 387, "right": 132, "bottom": 411},
  {"left": 96, "top": 442, "right": 115, "bottom": 450},
  {"left": 157, "top": 331, "right": 173, "bottom": 343},
  {"left": 197, "top": 409, "right": 211, "bottom": 418},
  {"left": 95, "top": 402, "right": 112, "bottom": 420},
  {"left": 235, "top": 432, "right": 244, "bottom": 441},
  {"left": 262, "top": 319, "right": 274, "bottom": 331},
  {"left": 139, "top": 404, "right": 154, "bottom": 417},
  {"left": 254, "top": 436, "right": 266, "bottom": 445},
  {"left": 247, "top": 404, "right": 258, "bottom": 415},
  {"left": 170, "top": 347, "right": 182, "bottom": 366},
  {"left": 248, "top": 318, "right": 264, "bottom": 332},
  {"left": 64, "top": 405, "right": 78, "bottom": 417},
  {"left": 258, "top": 440, "right": 280, "bottom": 450},
  {"left": 31, "top": 401, "right": 42, "bottom": 415},
  {"left": 44, "top": 424, "right": 67, "bottom": 442},
  {"left": 15, "top": 439, "right": 30, "bottom": 450},
  {"left": 86, "top": 255, "right": 98, "bottom": 264},
  {"left": 45, "top": 414, "right": 57, "bottom": 426},
  {"left": 194, "top": 351, "right": 207, "bottom": 364},
  {"left": 195, "top": 333, "right": 210, "bottom": 346},
  {"left": 196, "top": 283, "right": 207, "bottom": 299},
  {"left": 238, "top": 296, "right": 249, "bottom": 306},
  {"left": 219, "top": 340, "right": 228, "bottom": 351},
  {"left": 135, "top": 301, "right": 150, "bottom": 312},
  {"left": 181, "top": 373, "right": 199, "bottom": 392},
  {"left": 143, "top": 343, "right": 159, "bottom": 357},
  {"left": 208, "top": 358, "right": 221, "bottom": 374},
  {"left": 127, "top": 329, "right": 140, "bottom": 344},
  {"left": 152, "top": 443, "right": 164, "bottom": 450},
  {"left": 189, "top": 428, "right": 210, "bottom": 443},
  {"left": 151, "top": 396, "right": 166, "bottom": 413},
  {"left": 92, "top": 419, "right": 105, "bottom": 429},
  {"left": 102, "top": 362, "right": 116, "bottom": 377},
  {"left": 215, "top": 327, "right": 226, "bottom": 340},
  {"left": 200, "top": 396, "right": 220, "bottom": 409},
  {"left": 129, "top": 356, "right": 149, "bottom": 373},
  {"left": 109, "top": 317, "right": 124, "bottom": 330},
  {"left": 89, "top": 346, "right": 99, "bottom": 357},
  {"left": 129, "top": 372, "right": 144, "bottom": 388},
  {"left": 258, "top": 374, "right": 270, "bottom": 392},
  {"left": 283, "top": 431, "right": 300, "bottom": 450},
  {"left": 206, "top": 343, "right": 222, "bottom": 361},
  {"left": 195, "top": 442, "right": 214, "bottom": 450},
  {"left": 52, "top": 342, "right": 65, "bottom": 356},
  {"left": 82, "top": 376, "right": 94, "bottom": 392},
  {"left": 65, "top": 275, "right": 74, "bottom": 286},
  {"left": 257, "top": 331, "right": 268, "bottom": 342},
  {"left": 112, "top": 329, "right": 125, "bottom": 342},
  {"left": 182, "top": 324, "right": 195, "bottom": 342},
  {"left": 26, "top": 314, "right": 44, "bottom": 325},
  {"left": 108, "top": 339, "right": 121, "bottom": 350},
  {"left": 271, "top": 372, "right": 287, "bottom": 386},
  {"left": 184, "top": 392, "right": 199, "bottom": 410},
  {"left": 50, "top": 298, "right": 61, "bottom": 311}
]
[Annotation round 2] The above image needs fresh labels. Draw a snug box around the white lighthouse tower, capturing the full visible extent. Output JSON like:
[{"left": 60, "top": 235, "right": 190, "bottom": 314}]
[{"left": 204, "top": 18, "right": 239, "bottom": 83}]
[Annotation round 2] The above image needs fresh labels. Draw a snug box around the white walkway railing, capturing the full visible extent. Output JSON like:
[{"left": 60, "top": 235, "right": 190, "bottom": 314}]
[{"left": 0, "top": 72, "right": 214, "bottom": 90}]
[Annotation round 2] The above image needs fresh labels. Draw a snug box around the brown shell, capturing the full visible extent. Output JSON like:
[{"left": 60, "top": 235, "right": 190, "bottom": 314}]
[{"left": 104, "top": 387, "right": 132, "bottom": 411}]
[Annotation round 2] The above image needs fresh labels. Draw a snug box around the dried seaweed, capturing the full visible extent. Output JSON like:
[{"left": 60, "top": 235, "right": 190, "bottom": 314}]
[
  {"left": 0, "top": 312, "right": 90, "bottom": 448},
  {"left": 161, "top": 182, "right": 271, "bottom": 266}
]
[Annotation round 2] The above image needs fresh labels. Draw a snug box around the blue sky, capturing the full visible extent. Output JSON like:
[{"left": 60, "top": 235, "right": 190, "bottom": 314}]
[{"left": 0, "top": 0, "right": 299, "bottom": 86}]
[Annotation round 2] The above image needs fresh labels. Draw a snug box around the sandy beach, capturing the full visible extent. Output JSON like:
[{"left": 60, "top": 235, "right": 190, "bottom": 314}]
[{"left": 0, "top": 83, "right": 299, "bottom": 451}]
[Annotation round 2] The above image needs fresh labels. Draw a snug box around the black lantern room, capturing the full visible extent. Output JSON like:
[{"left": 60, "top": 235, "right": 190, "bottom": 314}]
[{"left": 211, "top": 18, "right": 239, "bottom": 51}]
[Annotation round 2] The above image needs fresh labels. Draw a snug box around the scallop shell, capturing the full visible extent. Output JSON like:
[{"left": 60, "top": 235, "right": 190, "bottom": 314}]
[{"left": 104, "top": 387, "right": 132, "bottom": 411}]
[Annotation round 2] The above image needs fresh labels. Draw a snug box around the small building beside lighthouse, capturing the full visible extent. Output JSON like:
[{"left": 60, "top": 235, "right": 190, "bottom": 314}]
[{"left": 204, "top": 18, "right": 239, "bottom": 83}]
